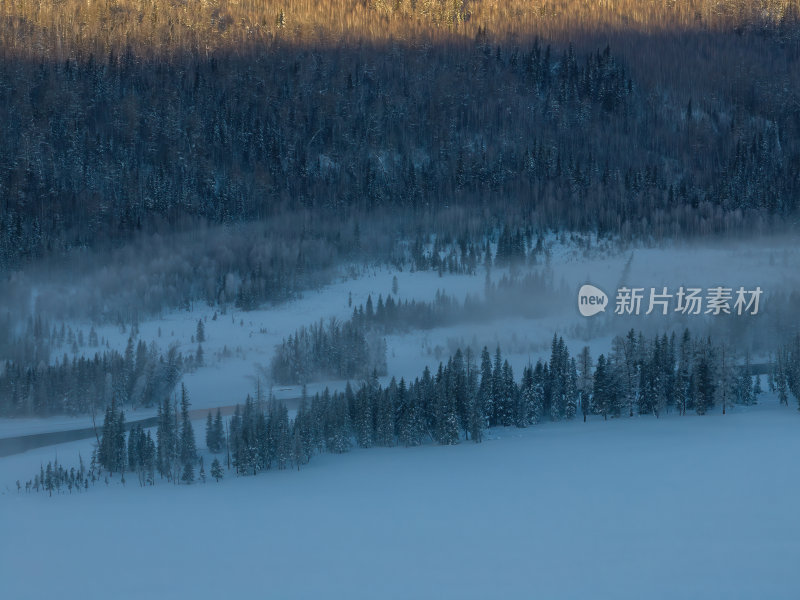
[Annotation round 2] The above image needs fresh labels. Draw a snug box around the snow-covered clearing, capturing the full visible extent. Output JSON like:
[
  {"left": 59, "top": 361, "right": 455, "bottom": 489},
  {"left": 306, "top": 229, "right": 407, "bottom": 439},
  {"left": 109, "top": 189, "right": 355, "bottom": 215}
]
[{"left": 2, "top": 395, "right": 798, "bottom": 599}]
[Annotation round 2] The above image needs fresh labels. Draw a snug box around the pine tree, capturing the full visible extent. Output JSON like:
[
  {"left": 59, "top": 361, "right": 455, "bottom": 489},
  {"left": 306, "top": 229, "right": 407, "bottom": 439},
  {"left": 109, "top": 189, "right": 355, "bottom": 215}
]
[
  {"left": 179, "top": 384, "right": 197, "bottom": 468},
  {"left": 434, "top": 364, "right": 460, "bottom": 445},
  {"left": 157, "top": 396, "right": 178, "bottom": 480},
  {"left": 99, "top": 395, "right": 126, "bottom": 474},
  {"left": 517, "top": 364, "right": 534, "bottom": 427},
  {"left": 753, "top": 372, "right": 762, "bottom": 402},
  {"left": 490, "top": 347, "right": 503, "bottom": 426},
  {"left": 547, "top": 334, "right": 570, "bottom": 421},
  {"left": 205, "top": 411, "right": 215, "bottom": 452},
  {"left": 352, "top": 382, "right": 373, "bottom": 448},
  {"left": 373, "top": 376, "right": 394, "bottom": 447},
  {"left": 694, "top": 345, "right": 715, "bottom": 415},
  {"left": 206, "top": 408, "right": 225, "bottom": 454},
  {"left": 465, "top": 348, "right": 483, "bottom": 442},
  {"left": 578, "top": 346, "right": 593, "bottom": 422},
  {"left": 449, "top": 349, "right": 470, "bottom": 436},
  {"left": 211, "top": 457, "right": 224, "bottom": 482},
  {"left": 676, "top": 329, "right": 692, "bottom": 415},
  {"left": 365, "top": 295, "right": 374, "bottom": 319},
  {"left": 565, "top": 357, "right": 578, "bottom": 420},
  {"left": 478, "top": 347, "right": 493, "bottom": 429},
  {"left": 499, "top": 359, "right": 517, "bottom": 426},
  {"left": 594, "top": 354, "right": 610, "bottom": 420},
  {"left": 142, "top": 431, "right": 156, "bottom": 486},
  {"left": 270, "top": 400, "right": 292, "bottom": 469},
  {"left": 292, "top": 398, "right": 313, "bottom": 469},
  {"left": 127, "top": 425, "right": 140, "bottom": 472},
  {"left": 181, "top": 460, "right": 195, "bottom": 484},
  {"left": 98, "top": 403, "right": 114, "bottom": 472},
  {"left": 196, "top": 319, "right": 206, "bottom": 343},
  {"left": 213, "top": 408, "right": 224, "bottom": 452},
  {"left": 325, "top": 390, "right": 351, "bottom": 454}
]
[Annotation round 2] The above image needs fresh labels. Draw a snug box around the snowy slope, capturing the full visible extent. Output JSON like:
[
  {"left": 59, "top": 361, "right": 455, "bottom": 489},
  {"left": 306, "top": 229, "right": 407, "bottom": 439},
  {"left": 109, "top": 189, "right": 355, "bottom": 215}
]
[{"left": 2, "top": 396, "right": 799, "bottom": 599}]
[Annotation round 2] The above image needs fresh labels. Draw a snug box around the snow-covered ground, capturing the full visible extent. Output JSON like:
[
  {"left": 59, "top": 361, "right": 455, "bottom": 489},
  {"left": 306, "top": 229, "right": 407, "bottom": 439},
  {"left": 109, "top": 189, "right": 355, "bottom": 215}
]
[{"left": 2, "top": 395, "right": 798, "bottom": 599}]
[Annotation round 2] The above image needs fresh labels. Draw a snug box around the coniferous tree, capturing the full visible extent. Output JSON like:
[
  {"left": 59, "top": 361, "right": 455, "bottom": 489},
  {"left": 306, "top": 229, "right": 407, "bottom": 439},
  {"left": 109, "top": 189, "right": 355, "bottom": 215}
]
[
  {"left": 517, "top": 364, "right": 534, "bottom": 427},
  {"left": 270, "top": 400, "right": 292, "bottom": 469},
  {"left": 434, "top": 364, "right": 460, "bottom": 445},
  {"left": 214, "top": 409, "right": 225, "bottom": 452},
  {"left": 98, "top": 403, "right": 114, "bottom": 473},
  {"left": 465, "top": 348, "right": 483, "bottom": 442},
  {"left": 373, "top": 373, "right": 395, "bottom": 447},
  {"left": 181, "top": 461, "right": 195, "bottom": 485},
  {"left": 142, "top": 431, "right": 156, "bottom": 486},
  {"left": 205, "top": 411, "right": 215, "bottom": 452},
  {"left": 352, "top": 381, "right": 374, "bottom": 449},
  {"left": 499, "top": 359, "right": 517, "bottom": 426},
  {"left": 98, "top": 395, "right": 126, "bottom": 474},
  {"left": 578, "top": 346, "right": 593, "bottom": 422},
  {"left": 478, "top": 347, "right": 494, "bottom": 429},
  {"left": 694, "top": 343, "right": 715, "bottom": 415},
  {"left": 210, "top": 458, "right": 224, "bottom": 482},
  {"left": 157, "top": 396, "right": 178, "bottom": 480},
  {"left": 594, "top": 354, "right": 610, "bottom": 420},
  {"left": 179, "top": 384, "right": 198, "bottom": 469},
  {"left": 324, "top": 389, "right": 351, "bottom": 454},
  {"left": 127, "top": 425, "right": 141, "bottom": 472},
  {"left": 676, "top": 329, "right": 692, "bottom": 415},
  {"left": 753, "top": 372, "right": 762, "bottom": 402},
  {"left": 196, "top": 319, "right": 206, "bottom": 343},
  {"left": 490, "top": 347, "right": 504, "bottom": 427}
]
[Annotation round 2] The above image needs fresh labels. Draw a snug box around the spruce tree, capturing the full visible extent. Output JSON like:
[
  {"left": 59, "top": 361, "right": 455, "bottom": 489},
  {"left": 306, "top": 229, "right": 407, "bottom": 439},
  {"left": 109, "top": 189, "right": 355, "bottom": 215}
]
[
  {"left": 594, "top": 354, "right": 609, "bottom": 420},
  {"left": 490, "top": 347, "right": 503, "bottom": 426},
  {"left": 478, "top": 347, "right": 494, "bottom": 429},
  {"left": 694, "top": 348, "right": 715, "bottom": 415},
  {"left": 215, "top": 409, "right": 225, "bottom": 451},
  {"left": 127, "top": 425, "right": 140, "bottom": 472},
  {"left": 565, "top": 358, "right": 578, "bottom": 420},
  {"left": 205, "top": 411, "right": 215, "bottom": 452},
  {"left": 157, "top": 396, "right": 178, "bottom": 480},
  {"left": 676, "top": 329, "right": 692, "bottom": 415},
  {"left": 578, "top": 346, "right": 593, "bottom": 422},
  {"left": 181, "top": 460, "right": 195, "bottom": 485},
  {"left": 211, "top": 457, "right": 223, "bottom": 482},
  {"left": 465, "top": 348, "right": 483, "bottom": 442},
  {"left": 196, "top": 319, "right": 205, "bottom": 343},
  {"left": 179, "top": 383, "right": 198, "bottom": 467}
]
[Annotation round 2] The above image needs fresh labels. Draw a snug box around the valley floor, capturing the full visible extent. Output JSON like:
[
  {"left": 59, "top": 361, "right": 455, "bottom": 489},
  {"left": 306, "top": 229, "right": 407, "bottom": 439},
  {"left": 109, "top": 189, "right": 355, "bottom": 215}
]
[{"left": 2, "top": 395, "right": 798, "bottom": 599}]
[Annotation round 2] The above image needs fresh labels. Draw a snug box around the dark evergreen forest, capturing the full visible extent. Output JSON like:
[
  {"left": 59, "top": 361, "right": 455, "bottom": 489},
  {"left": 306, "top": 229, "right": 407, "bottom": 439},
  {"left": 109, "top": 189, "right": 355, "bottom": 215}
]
[{"left": 1, "top": 0, "right": 799, "bottom": 283}]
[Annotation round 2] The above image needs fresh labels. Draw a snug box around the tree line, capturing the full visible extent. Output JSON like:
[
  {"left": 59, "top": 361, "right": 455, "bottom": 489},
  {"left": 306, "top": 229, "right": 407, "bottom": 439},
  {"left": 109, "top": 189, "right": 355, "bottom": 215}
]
[
  {"left": 270, "top": 267, "right": 568, "bottom": 385},
  {"left": 0, "top": 336, "right": 182, "bottom": 417},
  {"left": 23, "top": 326, "right": 796, "bottom": 495},
  {"left": 270, "top": 318, "right": 388, "bottom": 385},
  {"left": 772, "top": 333, "right": 800, "bottom": 406}
]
